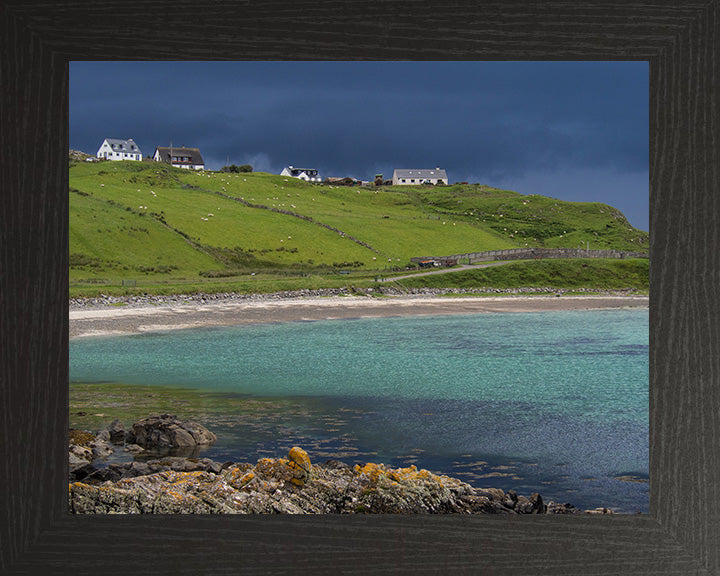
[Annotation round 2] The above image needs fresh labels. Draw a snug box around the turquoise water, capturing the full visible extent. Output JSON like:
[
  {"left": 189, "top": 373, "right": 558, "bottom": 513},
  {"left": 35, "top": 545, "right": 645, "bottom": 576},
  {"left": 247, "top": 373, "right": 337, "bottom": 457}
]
[{"left": 70, "top": 308, "right": 649, "bottom": 512}]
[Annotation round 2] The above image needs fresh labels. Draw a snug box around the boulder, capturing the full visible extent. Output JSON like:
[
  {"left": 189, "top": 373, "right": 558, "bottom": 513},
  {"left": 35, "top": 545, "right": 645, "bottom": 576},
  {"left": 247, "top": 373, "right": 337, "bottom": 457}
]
[
  {"left": 124, "top": 414, "right": 216, "bottom": 453},
  {"left": 89, "top": 437, "right": 114, "bottom": 460},
  {"left": 69, "top": 462, "right": 97, "bottom": 482},
  {"left": 106, "top": 419, "right": 126, "bottom": 444},
  {"left": 95, "top": 429, "right": 111, "bottom": 442},
  {"left": 287, "top": 447, "right": 313, "bottom": 486},
  {"left": 69, "top": 444, "right": 93, "bottom": 464}
]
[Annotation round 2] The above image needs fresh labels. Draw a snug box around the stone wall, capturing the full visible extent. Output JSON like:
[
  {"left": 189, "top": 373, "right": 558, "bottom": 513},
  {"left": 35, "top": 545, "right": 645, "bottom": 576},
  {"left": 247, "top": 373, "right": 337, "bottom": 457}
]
[{"left": 412, "top": 248, "right": 649, "bottom": 265}]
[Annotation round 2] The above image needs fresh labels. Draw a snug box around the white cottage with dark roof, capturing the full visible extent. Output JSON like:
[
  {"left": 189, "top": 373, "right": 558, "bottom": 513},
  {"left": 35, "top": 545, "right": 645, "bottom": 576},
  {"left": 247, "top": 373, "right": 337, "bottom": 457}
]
[
  {"left": 280, "top": 166, "right": 322, "bottom": 182},
  {"left": 96, "top": 138, "right": 143, "bottom": 161},
  {"left": 392, "top": 168, "right": 448, "bottom": 185},
  {"left": 153, "top": 146, "right": 205, "bottom": 170}
]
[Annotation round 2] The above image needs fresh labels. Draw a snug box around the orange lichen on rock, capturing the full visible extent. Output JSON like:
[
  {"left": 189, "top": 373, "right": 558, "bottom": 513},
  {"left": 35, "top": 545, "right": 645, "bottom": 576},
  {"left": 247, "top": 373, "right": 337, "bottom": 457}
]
[
  {"left": 254, "top": 457, "right": 293, "bottom": 482},
  {"left": 355, "top": 462, "right": 384, "bottom": 485},
  {"left": 68, "top": 429, "right": 96, "bottom": 446},
  {"left": 357, "top": 462, "right": 439, "bottom": 488},
  {"left": 287, "top": 447, "right": 312, "bottom": 486}
]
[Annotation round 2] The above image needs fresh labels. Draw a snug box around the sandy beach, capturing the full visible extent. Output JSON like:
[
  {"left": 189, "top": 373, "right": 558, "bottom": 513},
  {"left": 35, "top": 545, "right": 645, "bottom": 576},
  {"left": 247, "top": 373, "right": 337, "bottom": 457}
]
[{"left": 69, "top": 294, "right": 648, "bottom": 339}]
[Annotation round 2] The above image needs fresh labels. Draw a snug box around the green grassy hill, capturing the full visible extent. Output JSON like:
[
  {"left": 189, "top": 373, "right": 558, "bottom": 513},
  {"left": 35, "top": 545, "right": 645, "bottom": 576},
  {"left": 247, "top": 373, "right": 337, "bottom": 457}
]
[
  {"left": 69, "top": 159, "right": 649, "bottom": 296},
  {"left": 400, "top": 259, "right": 649, "bottom": 292}
]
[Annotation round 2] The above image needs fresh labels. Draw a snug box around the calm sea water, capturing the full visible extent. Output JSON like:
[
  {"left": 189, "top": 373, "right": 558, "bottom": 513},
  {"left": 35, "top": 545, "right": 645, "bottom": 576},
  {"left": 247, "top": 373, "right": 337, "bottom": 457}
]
[{"left": 70, "top": 308, "right": 649, "bottom": 512}]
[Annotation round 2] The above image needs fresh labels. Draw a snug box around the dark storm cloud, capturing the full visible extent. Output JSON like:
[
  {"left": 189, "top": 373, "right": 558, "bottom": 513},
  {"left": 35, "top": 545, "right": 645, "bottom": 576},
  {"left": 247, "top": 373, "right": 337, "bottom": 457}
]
[{"left": 70, "top": 61, "right": 648, "bottom": 229}]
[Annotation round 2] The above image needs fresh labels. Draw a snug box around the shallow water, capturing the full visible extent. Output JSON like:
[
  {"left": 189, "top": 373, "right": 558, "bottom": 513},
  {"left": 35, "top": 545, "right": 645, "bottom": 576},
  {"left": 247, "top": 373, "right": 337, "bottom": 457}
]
[{"left": 70, "top": 309, "right": 649, "bottom": 512}]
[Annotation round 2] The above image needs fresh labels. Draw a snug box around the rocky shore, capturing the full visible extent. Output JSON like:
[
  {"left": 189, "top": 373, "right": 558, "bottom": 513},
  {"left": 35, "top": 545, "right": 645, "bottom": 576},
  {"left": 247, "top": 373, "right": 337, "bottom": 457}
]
[
  {"left": 70, "top": 286, "right": 645, "bottom": 310},
  {"left": 69, "top": 415, "right": 613, "bottom": 515}
]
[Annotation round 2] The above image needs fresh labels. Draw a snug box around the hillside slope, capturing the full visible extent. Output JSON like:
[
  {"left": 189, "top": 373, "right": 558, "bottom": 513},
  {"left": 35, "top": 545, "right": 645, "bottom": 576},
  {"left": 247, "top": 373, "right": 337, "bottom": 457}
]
[{"left": 69, "top": 160, "right": 648, "bottom": 292}]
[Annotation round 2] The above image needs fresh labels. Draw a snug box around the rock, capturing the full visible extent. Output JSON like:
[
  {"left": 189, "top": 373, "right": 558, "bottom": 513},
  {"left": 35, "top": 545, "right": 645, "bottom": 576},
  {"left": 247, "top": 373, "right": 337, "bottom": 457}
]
[
  {"left": 124, "top": 414, "right": 216, "bottom": 453},
  {"left": 287, "top": 447, "right": 312, "bottom": 486},
  {"left": 84, "top": 466, "right": 123, "bottom": 483},
  {"left": 69, "top": 462, "right": 97, "bottom": 482},
  {"left": 95, "top": 429, "right": 111, "bottom": 442},
  {"left": 502, "top": 489, "right": 519, "bottom": 510},
  {"left": 546, "top": 501, "right": 583, "bottom": 514},
  {"left": 69, "top": 444, "right": 93, "bottom": 464},
  {"left": 529, "top": 492, "right": 546, "bottom": 514},
  {"left": 106, "top": 419, "right": 126, "bottom": 444},
  {"left": 68, "top": 450, "right": 602, "bottom": 515},
  {"left": 69, "top": 429, "right": 95, "bottom": 446},
  {"left": 585, "top": 507, "right": 614, "bottom": 514},
  {"left": 89, "top": 437, "right": 114, "bottom": 460}
]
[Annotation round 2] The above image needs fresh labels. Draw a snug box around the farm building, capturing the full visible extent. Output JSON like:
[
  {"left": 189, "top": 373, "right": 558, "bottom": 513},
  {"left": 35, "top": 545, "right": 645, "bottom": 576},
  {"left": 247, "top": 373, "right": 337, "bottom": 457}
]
[
  {"left": 325, "top": 176, "right": 360, "bottom": 186},
  {"left": 392, "top": 168, "right": 448, "bottom": 185},
  {"left": 153, "top": 146, "right": 205, "bottom": 170},
  {"left": 280, "top": 166, "right": 322, "bottom": 182},
  {"left": 96, "top": 138, "right": 142, "bottom": 161}
]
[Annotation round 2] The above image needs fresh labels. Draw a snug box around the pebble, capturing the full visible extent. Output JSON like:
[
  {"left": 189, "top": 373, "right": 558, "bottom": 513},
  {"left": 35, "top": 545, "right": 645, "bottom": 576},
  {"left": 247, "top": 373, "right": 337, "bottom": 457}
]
[{"left": 70, "top": 287, "right": 642, "bottom": 310}]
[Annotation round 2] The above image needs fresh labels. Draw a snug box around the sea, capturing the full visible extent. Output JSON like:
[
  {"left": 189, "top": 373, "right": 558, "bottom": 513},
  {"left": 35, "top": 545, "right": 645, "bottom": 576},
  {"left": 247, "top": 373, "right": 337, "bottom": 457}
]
[{"left": 69, "top": 308, "right": 649, "bottom": 513}]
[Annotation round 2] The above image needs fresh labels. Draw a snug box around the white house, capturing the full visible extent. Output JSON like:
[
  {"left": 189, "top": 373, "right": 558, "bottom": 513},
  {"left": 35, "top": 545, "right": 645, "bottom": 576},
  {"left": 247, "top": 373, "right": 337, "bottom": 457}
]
[
  {"left": 153, "top": 146, "right": 205, "bottom": 170},
  {"left": 280, "top": 166, "right": 322, "bottom": 182},
  {"left": 392, "top": 168, "right": 448, "bottom": 185},
  {"left": 96, "top": 138, "right": 143, "bottom": 161}
]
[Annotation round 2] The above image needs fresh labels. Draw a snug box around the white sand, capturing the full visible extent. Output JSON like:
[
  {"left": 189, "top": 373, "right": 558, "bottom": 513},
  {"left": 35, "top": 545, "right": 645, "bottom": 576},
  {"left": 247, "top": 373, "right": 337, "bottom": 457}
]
[{"left": 70, "top": 295, "right": 648, "bottom": 339}]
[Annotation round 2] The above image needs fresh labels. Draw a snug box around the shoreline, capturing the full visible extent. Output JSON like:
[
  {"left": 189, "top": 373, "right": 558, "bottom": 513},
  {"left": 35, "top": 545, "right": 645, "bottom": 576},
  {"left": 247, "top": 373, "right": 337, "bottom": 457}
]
[{"left": 70, "top": 291, "right": 648, "bottom": 339}]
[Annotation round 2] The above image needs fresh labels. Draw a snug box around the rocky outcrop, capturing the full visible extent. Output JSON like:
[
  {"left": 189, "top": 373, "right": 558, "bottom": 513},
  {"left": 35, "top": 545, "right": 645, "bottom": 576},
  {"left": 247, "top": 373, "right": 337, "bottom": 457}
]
[
  {"left": 69, "top": 446, "right": 602, "bottom": 515},
  {"left": 124, "top": 414, "right": 217, "bottom": 455},
  {"left": 69, "top": 418, "right": 613, "bottom": 515},
  {"left": 68, "top": 415, "right": 216, "bottom": 482},
  {"left": 68, "top": 428, "right": 114, "bottom": 479}
]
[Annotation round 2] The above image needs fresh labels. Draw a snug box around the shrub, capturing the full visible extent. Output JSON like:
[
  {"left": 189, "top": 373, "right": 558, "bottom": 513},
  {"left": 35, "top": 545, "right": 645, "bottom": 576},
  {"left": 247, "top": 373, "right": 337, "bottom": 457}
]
[{"left": 220, "top": 164, "right": 253, "bottom": 173}]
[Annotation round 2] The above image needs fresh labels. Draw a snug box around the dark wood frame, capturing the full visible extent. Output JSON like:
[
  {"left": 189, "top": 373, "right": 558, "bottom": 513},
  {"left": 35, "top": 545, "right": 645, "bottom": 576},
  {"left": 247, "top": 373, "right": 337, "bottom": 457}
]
[{"left": 1, "top": 1, "right": 718, "bottom": 574}]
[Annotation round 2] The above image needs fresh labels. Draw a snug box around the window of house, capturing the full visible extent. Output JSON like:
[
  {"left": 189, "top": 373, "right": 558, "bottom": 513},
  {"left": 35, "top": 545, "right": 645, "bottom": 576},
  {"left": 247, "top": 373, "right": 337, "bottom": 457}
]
[
  {"left": 411, "top": 179, "right": 415, "bottom": 183},
  {"left": 401, "top": 179, "right": 406, "bottom": 183}
]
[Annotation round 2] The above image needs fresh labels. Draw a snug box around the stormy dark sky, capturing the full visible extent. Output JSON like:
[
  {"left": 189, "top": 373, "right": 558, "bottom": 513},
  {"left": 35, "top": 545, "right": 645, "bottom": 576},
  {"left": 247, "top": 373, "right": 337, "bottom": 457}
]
[{"left": 70, "top": 61, "right": 649, "bottom": 230}]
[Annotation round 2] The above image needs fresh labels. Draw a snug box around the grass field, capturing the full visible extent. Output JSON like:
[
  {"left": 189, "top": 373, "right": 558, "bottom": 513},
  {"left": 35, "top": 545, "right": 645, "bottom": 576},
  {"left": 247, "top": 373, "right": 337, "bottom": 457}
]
[
  {"left": 69, "top": 159, "right": 649, "bottom": 297},
  {"left": 398, "top": 259, "right": 649, "bottom": 292}
]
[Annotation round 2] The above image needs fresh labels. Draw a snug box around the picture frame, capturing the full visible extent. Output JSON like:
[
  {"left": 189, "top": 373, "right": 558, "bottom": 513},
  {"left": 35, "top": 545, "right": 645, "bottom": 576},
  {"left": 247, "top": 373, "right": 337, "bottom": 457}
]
[{"left": 1, "top": 1, "right": 717, "bottom": 573}]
